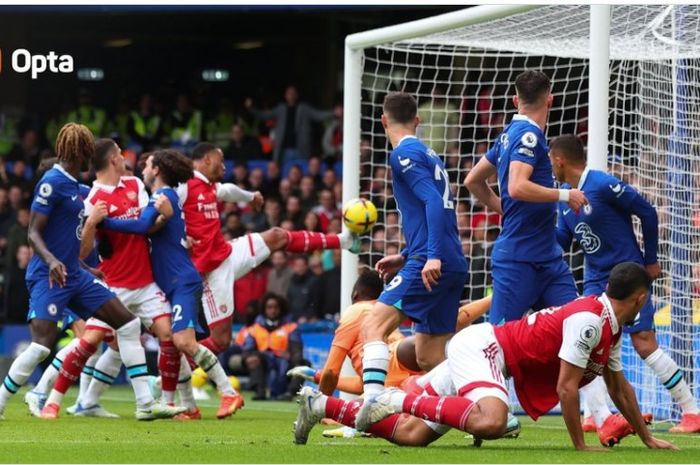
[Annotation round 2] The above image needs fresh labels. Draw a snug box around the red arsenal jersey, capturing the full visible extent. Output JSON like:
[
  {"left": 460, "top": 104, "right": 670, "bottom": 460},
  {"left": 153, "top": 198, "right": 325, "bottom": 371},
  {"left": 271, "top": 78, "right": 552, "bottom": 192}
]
[
  {"left": 494, "top": 294, "right": 622, "bottom": 420},
  {"left": 179, "top": 171, "right": 232, "bottom": 274},
  {"left": 85, "top": 176, "right": 154, "bottom": 289}
]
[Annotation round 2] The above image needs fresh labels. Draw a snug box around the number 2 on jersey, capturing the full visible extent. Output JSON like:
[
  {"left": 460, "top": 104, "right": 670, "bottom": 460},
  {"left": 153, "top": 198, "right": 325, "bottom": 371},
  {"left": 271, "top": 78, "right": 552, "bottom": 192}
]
[{"left": 434, "top": 165, "right": 454, "bottom": 209}]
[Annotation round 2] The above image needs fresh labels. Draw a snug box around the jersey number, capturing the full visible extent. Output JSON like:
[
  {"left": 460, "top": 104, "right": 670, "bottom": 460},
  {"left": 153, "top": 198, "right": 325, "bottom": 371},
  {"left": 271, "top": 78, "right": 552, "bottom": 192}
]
[
  {"left": 526, "top": 305, "right": 562, "bottom": 325},
  {"left": 172, "top": 305, "right": 183, "bottom": 322},
  {"left": 434, "top": 165, "right": 454, "bottom": 209}
]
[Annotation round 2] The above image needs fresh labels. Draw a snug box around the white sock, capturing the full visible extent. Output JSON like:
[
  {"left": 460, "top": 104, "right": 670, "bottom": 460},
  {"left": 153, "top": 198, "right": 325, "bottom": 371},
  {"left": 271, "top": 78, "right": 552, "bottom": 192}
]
[
  {"left": 338, "top": 230, "right": 353, "bottom": 249},
  {"left": 77, "top": 347, "right": 102, "bottom": 404},
  {"left": 644, "top": 348, "right": 699, "bottom": 415},
  {"left": 34, "top": 340, "right": 78, "bottom": 396},
  {"left": 81, "top": 347, "right": 122, "bottom": 408},
  {"left": 193, "top": 345, "right": 234, "bottom": 395},
  {"left": 581, "top": 377, "right": 612, "bottom": 427},
  {"left": 310, "top": 393, "right": 328, "bottom": 415},
  {"left": 386, "top": 388, "right": 408, "bottom": 412},
  {"left": 0, "top": 342, "right": 51, "bottom": 410},
  {"left": 361, "top": 341, "right": 389, "bottom": 396},
  {"left": 115, "top": 318, "right": 152, "bottom": 408},
  {"left": 177, "top": 355, "right": 197, "bottom": 410}
]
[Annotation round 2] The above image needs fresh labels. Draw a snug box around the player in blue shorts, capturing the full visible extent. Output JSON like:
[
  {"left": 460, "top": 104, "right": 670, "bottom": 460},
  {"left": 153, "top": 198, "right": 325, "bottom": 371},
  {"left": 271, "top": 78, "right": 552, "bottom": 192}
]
[
  {"left": 96, "top": 149, "right": 244, "bottom": 419},
  {"left": 551, "top": 134, "right": 700, "bottom": 435},
  {"left": 0, "top": 123, "right": 183, "bottom": 421},
  {"left": 355, "top": 92, "right": 468, "bottom": 430},
  {"left": 465, "top": 70, "right": 587, "bottom": 325}
]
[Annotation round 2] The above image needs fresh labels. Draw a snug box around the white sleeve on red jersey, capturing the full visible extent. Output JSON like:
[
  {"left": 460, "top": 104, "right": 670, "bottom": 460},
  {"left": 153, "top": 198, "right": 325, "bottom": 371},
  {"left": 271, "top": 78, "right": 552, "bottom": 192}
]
[
  {"left": 558, "top": 311, "right": 603, "bottom": 369},
  {"left": 606, "top": 337, "right": 623, "bottom": 372},
  {"left": 133, "top": 177, "right": 149, "bottom": 208},
  {"left": 83, "top": 186, "right": 99, "bottom": 216},
  {"left": 215, "top": 182, "right": 255, "bottom": 203},
  {"left": 176, "top": 182, "right": 188, "bottom": 206}
]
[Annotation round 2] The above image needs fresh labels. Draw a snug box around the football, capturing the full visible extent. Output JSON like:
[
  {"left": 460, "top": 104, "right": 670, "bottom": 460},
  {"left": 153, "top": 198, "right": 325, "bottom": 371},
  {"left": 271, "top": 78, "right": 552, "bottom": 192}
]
[{"left": 342, "top": 198, "right": 378, "bottom": 234}]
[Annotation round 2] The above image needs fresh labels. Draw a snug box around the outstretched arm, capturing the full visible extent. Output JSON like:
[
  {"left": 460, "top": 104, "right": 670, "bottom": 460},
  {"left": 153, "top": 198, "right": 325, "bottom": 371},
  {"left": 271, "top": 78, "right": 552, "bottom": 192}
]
[{"left": 102, "top": 205, "right": 160, "bottom": 235}]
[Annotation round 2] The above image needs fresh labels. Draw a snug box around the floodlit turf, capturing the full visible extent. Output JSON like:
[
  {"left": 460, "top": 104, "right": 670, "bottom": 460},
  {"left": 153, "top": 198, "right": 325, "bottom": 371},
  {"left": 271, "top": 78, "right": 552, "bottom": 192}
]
[{"left": 0, "top": 387, "right": 698, "bottom": 463}]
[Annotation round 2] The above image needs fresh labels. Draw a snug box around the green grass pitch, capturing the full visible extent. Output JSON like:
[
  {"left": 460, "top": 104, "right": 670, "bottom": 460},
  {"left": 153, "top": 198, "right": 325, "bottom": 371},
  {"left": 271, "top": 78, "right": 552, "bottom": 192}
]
[{"left": 1, "top": 386, "right": 698, "bottom": 463}]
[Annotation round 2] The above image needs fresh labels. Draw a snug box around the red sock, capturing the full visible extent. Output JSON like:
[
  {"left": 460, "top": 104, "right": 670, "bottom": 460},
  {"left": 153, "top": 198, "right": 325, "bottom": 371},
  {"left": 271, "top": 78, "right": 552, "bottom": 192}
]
[
  {"left": 199, "top": 337, "right": 224, "bottom": 355},
  {"left": 159, "top": 340, "right": 180, "bottom": 395},
  {"left": 54, "top": 339, "right": 97, "bottom": 394},
  {"left": 185, "top": 354, "right": 197, "bottom": 370},
  {"left": 285, "top": 230, "right": 340, "bottom": 253},
  {"left": 402, "top": 394, "right": 474, "bottom": 431},
  {"left": 324, "top": 397, "right": 401, "bottom": 440}
]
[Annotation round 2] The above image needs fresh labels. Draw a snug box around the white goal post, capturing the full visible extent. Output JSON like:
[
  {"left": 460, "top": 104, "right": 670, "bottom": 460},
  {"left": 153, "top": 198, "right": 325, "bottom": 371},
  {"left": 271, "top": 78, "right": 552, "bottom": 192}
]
[{"left": 341, "top": 4, "right": 700, "bottom": 422}]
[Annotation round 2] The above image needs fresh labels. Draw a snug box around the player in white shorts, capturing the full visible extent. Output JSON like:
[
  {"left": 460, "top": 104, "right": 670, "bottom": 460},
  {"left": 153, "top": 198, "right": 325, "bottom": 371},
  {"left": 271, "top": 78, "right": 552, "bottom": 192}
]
[{"left": 180, "top": 142, "right": 360, "bottom": 355}]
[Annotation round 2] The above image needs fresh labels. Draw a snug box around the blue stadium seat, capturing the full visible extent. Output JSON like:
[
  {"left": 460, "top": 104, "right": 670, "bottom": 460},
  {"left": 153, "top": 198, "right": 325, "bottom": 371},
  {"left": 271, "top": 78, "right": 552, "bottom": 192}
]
[
  {"left": 282, "top": 159, "right": 309, "bottom": 178},
  {"left": 223, "top": 160, "right": 235, "bottom": 182},
  {"left": 246, "top": 159, "right": 269, "bottom": 175},
  {"left": 333, "top": 160, "right": 343, "bottom": 178}
]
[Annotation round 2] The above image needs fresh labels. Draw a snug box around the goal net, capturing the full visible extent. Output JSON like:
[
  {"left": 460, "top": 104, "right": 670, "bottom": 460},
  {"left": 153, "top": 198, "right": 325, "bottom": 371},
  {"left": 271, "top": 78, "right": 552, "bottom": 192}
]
[{"left": 353, "top": 4, "right": 700, "bottom": 422}]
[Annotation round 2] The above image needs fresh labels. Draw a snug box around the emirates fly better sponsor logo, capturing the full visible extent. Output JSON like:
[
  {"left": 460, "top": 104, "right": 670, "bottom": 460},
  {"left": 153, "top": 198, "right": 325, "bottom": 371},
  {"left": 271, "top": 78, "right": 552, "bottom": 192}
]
[{"left": 0, "top": 48, "right": 74, "bottom": 79}]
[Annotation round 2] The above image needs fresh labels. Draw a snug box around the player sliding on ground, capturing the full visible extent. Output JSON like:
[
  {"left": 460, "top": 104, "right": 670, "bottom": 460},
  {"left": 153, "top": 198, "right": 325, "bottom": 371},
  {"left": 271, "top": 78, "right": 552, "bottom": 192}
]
[
  {"left": 551, "top": 134, "right": 700, "bottom": 435},
  {"left": 294, "top": 262, "right": 678, "bottom": 451}
]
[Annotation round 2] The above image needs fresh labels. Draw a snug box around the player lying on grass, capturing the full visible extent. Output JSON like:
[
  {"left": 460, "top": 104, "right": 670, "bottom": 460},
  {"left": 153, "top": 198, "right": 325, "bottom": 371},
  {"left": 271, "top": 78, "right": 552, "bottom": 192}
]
[
  {"left": 93, "top": 149, "right": 244, "bottom": 420},
  {"left": 288, "top": 284, "right": 492, "bottom": 396},
  {"left": 294, "top": 262, "right": 678, "bottom": 451},
  {"left": 550, "top": 134, "right": 700, "bottom": 434}
]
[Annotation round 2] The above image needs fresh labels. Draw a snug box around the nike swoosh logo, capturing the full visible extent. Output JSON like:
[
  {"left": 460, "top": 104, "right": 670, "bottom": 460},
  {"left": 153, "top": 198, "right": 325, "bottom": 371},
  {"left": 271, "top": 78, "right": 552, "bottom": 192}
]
[
  {"left": 398, "top": 156, "right": 411, "bottom": 167},
  {"left": 71, "top": 195, "right": 78, "bottom": 201},
  {"left": 563, "top": 209, "right": 571, "bottom": 215},
  {"left": 610, "top": 184, "right": 622, "bottom": 193}
]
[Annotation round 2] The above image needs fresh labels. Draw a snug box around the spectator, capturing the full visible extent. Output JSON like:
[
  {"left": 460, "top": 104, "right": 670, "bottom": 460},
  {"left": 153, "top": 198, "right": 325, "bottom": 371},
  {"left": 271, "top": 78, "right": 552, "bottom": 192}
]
[
  {"left": 266, "top": 250, "right": 294, "bottom": 297},
  {"left": 309, "top": 255, "right": 324, "bottom": 277},
  {"left": 284, "top": 195, "right": 304, "bottom": 230},
  {"left": 303, "top": 211, "right": 320, "bottom": 233},
  {"left": 127, "top": 94, "right": 163, "bottom": 153},
  {"left": 312, "top": 189, "right": 340, "bottom": 233},
  {"left": 313, "top": 248, "right": 341, "bottom": 319},
  {"left": 241, "top": 203, "right": 267, "bottom": 233},
  {"left": 299, "top": 176, "right": 317, "bottom": 212},
  {"left": 5, "top": 205, "right": 29, "bottom": 271},
  {"left": 223, "top": 212, "right": 247, "bottom": 238},
  {"left": 3, "top": 244, "right": 31, "bottom": 323},
  {"left": 7, "top": 129, "right": 42, "bottom": 169},
  {"left": 278, "top": 179, "right": 293, "bottom": 205},
  {"left": 321, "top": 168, "right": 337, "bottom": 191},
  {"left": 307, "top": 156, "right": 324, "bottom": 190},
  {"left": 286, "top": 255, "right": 319, "bottom": 322},
  {"left": 8, "top": 161, "right": 33, "bottom": 194},
  {"left": 67, "top": 88, "right": 107, "bottom": 137},
  {"left": 232, "top": 162, "right": 250, "bottom": 189},
  {"left": 225, "top": 123, "right": 263, "bottom": 161},
  {"left": 234, "top": 264, "right": 269, "bottom": 324},
  {"left": 242, "top": 293, "right": 306, "bottom": 400},
  {"left": 280, "top": 219, "right": 295, "bottom": 231},
  {"left": 416, "top": 85, "right": 459, "bottom": 155},
  {"left": 287, "top": 164, "right": 303, "bottom": 191},
  {"left": 206, "top": 98, "right": 238, "bottom": 149},
  {"left": 168, "top": 93, "right": 203, "bottom": 151},
  {"left": 8, "top": 185, "right": 25, "bottom": 211},
  {"left": 265, "top": 161, "right": 281, "bottom": 193},
  {"left": 322, "top": 103, "right": 343, "bottom": 164},
  {"left": 264, "top": 198, "right": 283, "bottom": 229},
  {"left": 248, "top": 168, "right": 266, "bottom": 197},
  {"left": 246, "top": 85, "right": 334, "bottom": 164}
]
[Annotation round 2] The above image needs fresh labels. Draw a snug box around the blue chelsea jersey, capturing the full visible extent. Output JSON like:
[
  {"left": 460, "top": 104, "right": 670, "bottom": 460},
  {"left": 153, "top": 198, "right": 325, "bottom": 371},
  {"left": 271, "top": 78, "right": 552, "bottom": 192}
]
[
  {"left": 485, "top": 114, "right": 561, "bottom": 263},
  {"left": 557, "top": 168, "right": 658, "bottom": 283},
  {"left": 27, "top": 165, "right": 85, "bottom": 280},
  {"left": 390, "top": 136, "right": 467, "bottom": 272},
  {"left": 102, "top": 187, "right": 201, "bottom": 294}
]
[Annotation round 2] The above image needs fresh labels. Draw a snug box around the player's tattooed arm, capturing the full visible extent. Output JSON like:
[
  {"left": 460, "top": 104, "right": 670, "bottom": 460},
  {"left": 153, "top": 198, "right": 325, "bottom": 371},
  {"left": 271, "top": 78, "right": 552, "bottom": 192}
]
[{"left": 28, "top": 210, "right": 66, "bottom": 288}]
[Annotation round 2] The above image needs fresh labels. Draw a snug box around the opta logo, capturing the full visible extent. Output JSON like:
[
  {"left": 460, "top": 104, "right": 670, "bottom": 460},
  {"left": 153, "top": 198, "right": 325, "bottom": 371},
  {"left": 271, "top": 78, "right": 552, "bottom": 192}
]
[{"left": 0, "top": 48, "right": 74, "bottom": 79}]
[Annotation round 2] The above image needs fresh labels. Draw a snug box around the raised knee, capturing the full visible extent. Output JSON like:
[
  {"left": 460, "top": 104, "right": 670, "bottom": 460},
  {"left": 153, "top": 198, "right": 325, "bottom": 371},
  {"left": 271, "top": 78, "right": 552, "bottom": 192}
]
[
  {"left": 472, "top": 417, "right": 507, "bottom": 439},
  {"left": 268, "top": 227, "right": 288, "bottom": 249}
]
